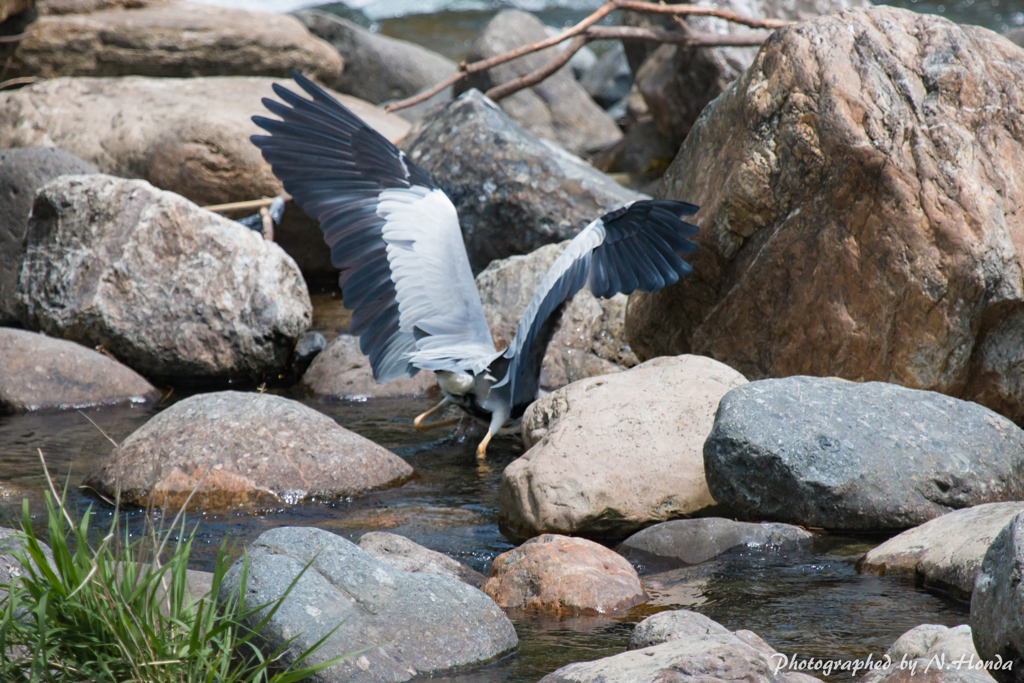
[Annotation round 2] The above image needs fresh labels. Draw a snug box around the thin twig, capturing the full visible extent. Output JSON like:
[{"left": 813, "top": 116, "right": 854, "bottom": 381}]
[
  {"left": 260, "top": 206, "right": 274, "bottom": 241},
  {"left": 0, "top": 33, "right": 26, "bottom": 43},
  {"left": 38, "top": 449, "right": 76, "bottom": 529},
  {"left": 613, "top": 0, "right": 789, "bottom": 29},
  {"left": 0, "top": 76, "right": 36, "bottom": 90},
  {"left": 201, "top": 194, "right": 289, "bottom": 214},
  {"left": 486, "top": 35, "right": 590, "bottom": 101},
  {"left": 78, "top": 409, "right": 121, "bottom": 448}
]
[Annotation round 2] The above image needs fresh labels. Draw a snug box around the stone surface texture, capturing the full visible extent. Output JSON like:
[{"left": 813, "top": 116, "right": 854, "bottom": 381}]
[
  {"left": 617, "top": 517, "right": 813, "bottom": 574},
  {"left": 0, "top": 0, "right": 32, "bottom": 21},
  {"left": 357, "top": 532, "right": 486, "bottom": 588},
  {"left": 0, "top": 76, "right": 409, "bottom": 283},
  {"left": 859, "top": 502, "right": 1024, "bottom": 598},
  {"left": 500, "top": 355, "right": 747, "bottom": 539},
  {"left": 455, "top": 9, "right": 621, "bottom": 155},
  {"left": 7, "top": 2, "right": 341, "bottom": 82},
  {"left": 0, "top": 146, "right": 99, "bottom": 325},
  {"left": 0, "top": 328, "right": 158, "bottom": 413},
  {"left": 628, "top": 609, "right": 732, "bottom": 649},
  {"left": 17, "top": 175, "right": 311, "bottom": 382},
  {"left": 83, "top": 391, "right": 412, "bottom": 509},
  {"left": 972, "top": 511, "right": 1024, "bottom": 683},
  {"left": 403, "top": 89, "right": 642, "bottom": 272},
  {"left": 864, "top": 624, "right": 997, "bottom": 683},
  {"left": 218, "top": 526, "right": 517, "bottom": 683},
  {"left": 705, "top": 377, "right": 1024, "bottom": 531},
  {"left": 481, "top": 534, "right": 647, "bottom": 615},
  {"left": 626, "top": 7, "right": 1024, "bottom": 425},
  {"left": 301, "top": 334, "right": 437, "bottom": 399}
]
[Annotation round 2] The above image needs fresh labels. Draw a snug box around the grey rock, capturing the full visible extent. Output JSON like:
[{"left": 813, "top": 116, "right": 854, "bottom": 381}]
[
  {"left": 403, "top": 89, "right": 642, "bottom": 272},
  {"left": 83, "top": 390, "right": 413, "bottom": 510},
  {"left": 455, "top": 9, "right": 621, "bottom": 156},
  {"left": 294, "top": 331, "right": 327, "bottom": 362},
  {"left": 704, "top": 377, "right": 1024, "bottom": 531},
  {"left": 580, "top": 42, "right": 632, "bottom": 109},
  {"left": 1004, "top": 27, "right": 1024, "bottom": 48},
  {"left": 628, "top": 609, "right": 731, "bottom": 649},
  {"left": 617, "top": 518, "right": 813, "bottom": 574},
  {"left": 0, "top": 527, "right": 54, "bottom": 602},
  {"left": 863, "top": 624, "right": 998, "bottom": 683},
  {"left": 294, "top": 9, "right": 455, "bottom": 119},
  {"left": 590, "top": 119, "right": 677, "bottom": 182},
  {"left": 859, "top": 502, "right": 1024, "bottom": 598},
  {"left": 0, "top": 147, "right": 98, "bottom": 325},
  {"left": 357, "top": 532, "right": 486, "bottom": 588},
  {"left": 972, "top": 511, "right": 1024, "bottom": 683},
  {"left": 0, "top": 328, "right": 158, "bottom": 414},
  {"left": 301, "top": 334, "right": 437, "bottom": 399},
  {"left": 218, "top": 526, "right": 517, "bottom": 683},
  {"left": 17, "top": 174, "right": 312, "bottom": 383}
]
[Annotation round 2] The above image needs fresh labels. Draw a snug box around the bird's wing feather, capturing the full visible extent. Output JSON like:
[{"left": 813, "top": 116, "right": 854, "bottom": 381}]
[
  {"left": 497, "top": 199, "right": 698, "bottom": 409},
  {"left": 251, "top": 72, "right": 496, "bottom": 381}
]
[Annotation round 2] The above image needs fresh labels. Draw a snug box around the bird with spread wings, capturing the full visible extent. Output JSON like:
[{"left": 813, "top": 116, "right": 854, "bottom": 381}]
[{"left": 251, "top": 72, "right": 699, "bottom": 458}]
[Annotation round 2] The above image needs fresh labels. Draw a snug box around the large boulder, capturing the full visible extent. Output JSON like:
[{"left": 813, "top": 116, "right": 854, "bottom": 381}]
[
  {"left": 500, "top": 355, "right": 747, "bottom": 539},
  {"left": 403, "top": 89, "right": 642, "bottom": 272},
  {"left": 972, "top": 511, "right": 1024, "bottom": 682},
  {"left": 859, "top": 502, "right": 1024, "bottom": 598},
  {"left": 617, "top": 518, "right": 813, "bottom": 574},
  {"left": 705, "top": 377, "right": 1024, "bottom": 531},
  {"left": 455, "top": 9, "right": 621, "bottom": 156},
  {"left": 357, "top": 532, "right": 486, "bottom": 588},
  {"left": 83, "top": 391, "right": 413, "bottom": 509},
  {"left": 864, "top": 624, "right": 999, "bottom": 683},
  {"left": 218, "top": 526, "right": 517, "bottom": 683},
  {"left": 626, "top": 7, "right": 1024, "bottom": 424},
  {"left": 17, "top": 175, "right": 311, "bottom": 383},
  {"left": 481, "top": 534, "right": 647, "bottom": 615},
  {"left": 0, "top": 328, "right": 158, "bottom": 414},
  {"left": 5, "top": 2, "right": 341, "bottom": 81},
  {"left": 0, "top": 76, "right": 409, "bottom": 284},
  {"left": 0, "top": 146, "right": 98, "bottom": 325},
  {"left": 293, "top": 9, "right": 455, "bottom": 116},
  {"left": 301, "top": 334, "right": 437, "bottom": 400}
]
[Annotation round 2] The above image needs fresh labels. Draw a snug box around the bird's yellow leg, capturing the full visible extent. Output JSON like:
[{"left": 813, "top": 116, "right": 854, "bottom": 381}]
[
  {"left": 476, "top": 431, "right": 494, "bottom": 459},
  {"left": 413, "top": 397, "right": 451, "bottom": 432},
  {"left": 417, "top": 416, "right": 461, "bottom": 431}
]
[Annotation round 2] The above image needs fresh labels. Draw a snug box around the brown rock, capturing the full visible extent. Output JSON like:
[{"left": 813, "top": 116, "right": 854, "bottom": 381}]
[
  {"left": 0, "top": 328, "right": 158, "bottom": 413},
  {"left": 6, "top": 2, "right": 341, "bottom": 83},
  {"left": 500, "top": 355, "right": 746, "bottom": 539},
  {"left": 455, "top": 9, "right": 621, "bottom": 155},
  {"left": 0, "top": 76, "right": 409, "bottom": 283},
  {"left": 357, "top": 532, "right": 486, "bottom": 588},
  {"left": 301, "top": 334, "right": 437, "bottom": 399},
  {"left": 482, "top": 534, "right": 647, "bottom": 615},
  {"left": 37, "top": 0, "right": 164, "bottom": 15},
  {"left": 83, "top": 391, "right": 413, "bottom": 510},
  {"left": 0, "top": 0, "right": 32, "bottom": 21},
  {"left": 627, "top": 7, "right": 1024, "bottom": 422},
  {"left": 859, "top": 503, "right": 1024, "bottom": 598}
]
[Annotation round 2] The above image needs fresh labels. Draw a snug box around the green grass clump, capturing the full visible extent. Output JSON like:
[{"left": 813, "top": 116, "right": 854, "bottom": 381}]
[{"left": 0, "top": 485, "right": 348, "bottom": 683}]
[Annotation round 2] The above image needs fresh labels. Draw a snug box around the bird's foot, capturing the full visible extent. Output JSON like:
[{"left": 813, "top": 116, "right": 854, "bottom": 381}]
[{"left": 476, "top": 431, "right": 494, "bottom": 459}]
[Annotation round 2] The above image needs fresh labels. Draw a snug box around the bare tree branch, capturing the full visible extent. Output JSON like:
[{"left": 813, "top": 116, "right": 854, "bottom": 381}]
[
  {"left": 613, "top": 0, "right": 790, "bottom": 29},
  {"left": 486, "top": 35, "right": 591, "bottom": 101},
  {"left": 583, "top": 26, "right": 768, "bottom": 46}
]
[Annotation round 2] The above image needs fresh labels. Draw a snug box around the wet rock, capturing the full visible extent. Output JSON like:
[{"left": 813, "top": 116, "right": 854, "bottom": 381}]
[
  {"left": 218, "top": 526, "right": 517, "bottom": 682},
  {"left": 403, "top": 89, "right": 643, "bottom": 272},
  {"left": 477, "top": 240, "right": 637, "bottom": 391},
  {"left": 0, "top": 146, "right": 98, "bottom": 325},
  {"left": 301, "top": 334, "right": 437, "bottom": 399},
  {"left": 82, "top": 390, "right": 412, "bottom": 510},
  {"left": 859, "top": 502, "right": 1024, "bottom": 598},
  {"left": 357, "top": 532, "right": 486, "bottom": 588},
  {"left": 540, "top": 609, "right": 815, "bottom": 683},
  {"left": 500, "top": 355, "right": 746, "bottom": 539},
  {"left": 17, "top": 175, "right": 311, "bottom": 383},
  {"left": 580, "top": 42, "right": 632, "bottom": 109},
  {"left": 293, "top": 9, "right": 455, "bottom": 117},
  {"left": 863, "top": 624, "right": 998, "bottom": 683},
  {"left": 617, "top": 518, "right": 813, "bottom": 574},
  {"left": 0, "top": 328, "right": 158, "bottom": 414},
  {"left": 455, "top": 9, "right": 621, "bottom": 156},
  {"left": 626, "top": 7, "right": 1024, "bottom": 424},
  {"left": 972, "top": 511, "right": 1024, "bottom": 682},
  {"left": 0, "top": 76, "right": 409, "bottom": 283},
  {"left": 705, "top": 377, "right": 1024, "bottom": 531},
  {"left": 481, "top": 534, "right": 646, "bottom": 615},
  {"left": 6, "top": 2, "right": 341, "bottom": 82}
]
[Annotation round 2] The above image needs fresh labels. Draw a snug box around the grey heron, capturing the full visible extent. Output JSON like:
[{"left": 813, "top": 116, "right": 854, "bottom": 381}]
[{"left": 252, "top": 72, "right": 699, "bottom": 458}]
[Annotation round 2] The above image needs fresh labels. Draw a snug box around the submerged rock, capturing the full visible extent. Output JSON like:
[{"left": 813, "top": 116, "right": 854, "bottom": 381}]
[
  {"left": 0, "top": 328, "right": 158, "bottom": 414},
  {"left": 617, "top": 518, "right": 813, "bottom": 574},
  {"left": 456, "top": 9, "right": 621, "bottom": 155},
  {"left": 704, "top": 377, "right": 1024, "bottom": 531},
  {"left": 357, "top": 532, "right": 486, "bottom": 588},
  {"left": 971, "top": 511, "right": 1024, "bottom": 683},
  {"left": 6, "top": 2, "right": 341, "bottom": 82},
  {"left": 301, "top": 334, "right": 437, "bottom": 399},
  {"left": 17, "top": 175, "right": 311, "bottom": 382},
  {"left": 859, "top": 502, "right": 1024, "bottom": 598},
  {"left": 482, "top": 534, "right": 646, "bottom": 615},
  {"left": 627, "top": 7, "right": 1024, "bottom": 425},
  {"left": 83, "top": 391, "right": 412, "bottom": 509},
  {"left": 219, "top": 526, "right": 517, "bottom": 683},
  {"left": 501, "top": 355, "right": 746, "bottom": 539},
  {"left": 404, "top": 89, "right": 641, "bottom": 272},
  {"left": 0, "top": 146, "right": 98, "bottom": 325}
]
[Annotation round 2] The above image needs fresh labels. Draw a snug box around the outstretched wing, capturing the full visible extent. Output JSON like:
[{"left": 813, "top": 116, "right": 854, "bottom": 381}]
[
  {"left": 251, "top": 72, "right": 497, "bottom": 382},
  {"left": 496, "top": 200, "right": 699, "bottom": 411}
]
